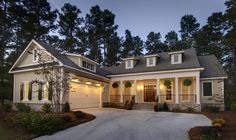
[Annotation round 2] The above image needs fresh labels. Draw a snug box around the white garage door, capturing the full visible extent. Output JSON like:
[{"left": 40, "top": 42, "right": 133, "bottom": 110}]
[{"left": 69, "top": 82, "right": 100, "bottom": 109}]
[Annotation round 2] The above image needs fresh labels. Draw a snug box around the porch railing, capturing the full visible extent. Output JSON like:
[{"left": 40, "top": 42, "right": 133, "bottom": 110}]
[
  {"left": 110, "top": 94, "right": 135, "bottom": 103},
  {"left": 110, "top": 95, "right": 120, "bottom": 103},
  {"left": 159, "top": 94, "right": 196, "bottom": 103}
]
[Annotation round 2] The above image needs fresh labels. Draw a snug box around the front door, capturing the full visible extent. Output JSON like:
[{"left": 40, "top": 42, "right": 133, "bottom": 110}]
[{"left": 144, "top": 84, "right": 156, "bottom": 102}]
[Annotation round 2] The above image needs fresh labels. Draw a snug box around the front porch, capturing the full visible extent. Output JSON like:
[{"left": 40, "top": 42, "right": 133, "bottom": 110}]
[{"left": 109, "top": 76, "right": 200, "bottom": 107}]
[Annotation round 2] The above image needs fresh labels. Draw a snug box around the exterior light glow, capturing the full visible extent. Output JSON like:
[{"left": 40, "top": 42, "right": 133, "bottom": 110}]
[
  {"left": 86, "top": 82, "right": 91, "bottom": 84},
  {"left": 71, "top": 79, "right": 79, "bottom": 82}
]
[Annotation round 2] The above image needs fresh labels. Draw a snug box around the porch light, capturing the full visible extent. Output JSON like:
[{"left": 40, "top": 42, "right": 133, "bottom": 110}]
[{"left": 96, "top": 84, "right": 101, "bottom": 87}]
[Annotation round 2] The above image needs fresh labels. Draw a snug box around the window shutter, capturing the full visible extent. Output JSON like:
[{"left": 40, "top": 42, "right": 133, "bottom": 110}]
[
  {"left": 28, "top": 82, "right": 32, "bottom": 100},
  {"left": 48, "top": 82, "right": 53, "bottom": 101},
  {"left": 20, "top": 83, "right": 24, "bottom": 100},
  {"left": 38, "top": 82, "right": 42, "bottom": 100}
]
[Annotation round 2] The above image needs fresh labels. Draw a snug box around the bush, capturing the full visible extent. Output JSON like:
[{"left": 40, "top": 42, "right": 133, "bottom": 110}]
[
  {"left": 16, "top": 103, "right": 31, "bottom": 113},
  {"left": 63, "top": 102, "right": 70, "bottom": 113},
  {"left": 231, "top": 103, "right": 236, "bottom": 112},
  {"left": 212, "top": 118, "right": 225, "bottom": 126},
  {"left": 61, "top": 115, "right": 72, "bottom": 123},
  {"left": 186, "top": 107, "right": 195, "bottom": 112},
  {"left": 41, "top": 104, "right": 52, "bottom": 113},
  {"left": 74, "top": 111, "right": 85, "bottom": 119},
  {"left": 12, "top": 112, "right": 63, "bottom": 135},
  {"left": 172, "top": 106, "right": 181, "bottom": 112},
  {"left": 162, "top": 102, "right": 169, "bottom": 111},
  {"left": 203, "top": 106, "right": 220, "bottom": 113},
  {"left": 154, "top": 104, "right": 158, "bottom": 112},
  {"left": 1, "top": 104, "right": 12, "bottom": 112}
]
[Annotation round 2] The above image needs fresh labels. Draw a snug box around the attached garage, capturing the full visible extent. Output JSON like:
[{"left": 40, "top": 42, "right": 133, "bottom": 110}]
[{"left": 69, "top": 82, "right": 101, "bottom": 109}]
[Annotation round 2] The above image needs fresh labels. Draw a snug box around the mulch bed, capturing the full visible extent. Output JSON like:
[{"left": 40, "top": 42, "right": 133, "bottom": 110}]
[
  {"left": 0, "top": 110, "right": 95, "bottom": 139},
  {"left": 188, "top": 111, "right": 236, "bottom": 140}
]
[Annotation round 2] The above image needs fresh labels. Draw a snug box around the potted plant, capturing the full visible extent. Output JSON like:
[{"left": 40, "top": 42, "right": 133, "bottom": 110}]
[
  {"left": 125, "top": 81, "right": 132, "bottom": 94},
  {"left": 183, "top": 79, "right": 192, "bottom": 86},
  {"left": 112, "top": 82, "right": 119, "bottom": 95},
  {"left": 164, "top": 80, "right": 171, "bottom": 88}
]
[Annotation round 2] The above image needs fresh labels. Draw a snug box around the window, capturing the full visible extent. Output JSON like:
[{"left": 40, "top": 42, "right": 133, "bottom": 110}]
[
  {"left": 174, "top": 54, "right": 179, "bottom": 62},
  {"left": 203, "top": 82, "right": 212, "bottom": 96},
  {"left": 127, "top": 60, "right": 131, "bottom": 67},
  {"left": 166, "top": 85, "right": 172, "bottom": 100},
  {"left": 33, "top": 49, "right": 39, "bottom": 62},
  {"left": 82, "top": 61, "right": 95, "bottom": 71},
  {"left": 149, "top": 58, "right": 153, "bottom": 65}
]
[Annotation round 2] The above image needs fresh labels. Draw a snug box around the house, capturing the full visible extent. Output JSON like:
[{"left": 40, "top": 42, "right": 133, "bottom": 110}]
[{"left": 9, "top": 40, "right": 227, "bottom": 111}]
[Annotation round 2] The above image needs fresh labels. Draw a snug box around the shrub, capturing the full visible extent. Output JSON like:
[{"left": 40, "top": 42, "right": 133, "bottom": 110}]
[
  {"left": 12, "top": 112, "right": 63, "bottom": 135},
  {"left": 61, "top": 115, "right": 72, "bottom": 123},
  {"left": 172, "top": 106, "right": 181, "bottom": 112},
  {"left": 63, "top": 102, "right": 70, "bottom": 113},
  {"left": 231, "top": 103, "right": 236, "bottom": 112},
  {"left": 212, "top": 118, "right": 225, "bottom": 126},
  {"left": 1, "top": 104, "right": 12, "bottom": 112},
  {"left": 74, "top": 111, "right": 85, "bottom": 119},
  {"left": 162, "top": 102, "right": 169, "bottom": 111},
  {"left": 203, "top": 106, "right": 220, "bottom": 113},
  {"left": 16, "top": 103, "right": 31, "bottom": 113},
  {"left": 154, "top": 103, "right": 158, "bottom": 112},
  {"left": 186, "top": 107, "right": 195, "bottom": 112},
  {"left": 41, "top": 104, "right": 52, "bottom": 113}
]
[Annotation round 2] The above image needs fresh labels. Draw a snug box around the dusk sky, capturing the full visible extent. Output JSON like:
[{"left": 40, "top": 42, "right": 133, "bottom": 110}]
[{"left": 49, "top": 0, "right": 226, "bottom": 40}]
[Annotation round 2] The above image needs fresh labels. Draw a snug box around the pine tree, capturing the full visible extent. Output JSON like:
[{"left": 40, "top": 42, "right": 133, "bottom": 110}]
[{"left": 145, "top": 32, "right": 167, "bottom": 54}]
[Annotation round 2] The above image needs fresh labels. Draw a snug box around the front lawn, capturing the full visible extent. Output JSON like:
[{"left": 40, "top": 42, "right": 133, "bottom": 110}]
[
  {"left": 0, "top": 103, "right": 95, "bottom": 140},
  {"left": 189, "top": 111, "right": 236, "bottom": 140}
]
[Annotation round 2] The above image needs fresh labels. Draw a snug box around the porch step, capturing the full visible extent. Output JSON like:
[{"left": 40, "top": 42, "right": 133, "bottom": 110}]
[{"left": 132, "top": 103, "right": 154, "bottom": 111}]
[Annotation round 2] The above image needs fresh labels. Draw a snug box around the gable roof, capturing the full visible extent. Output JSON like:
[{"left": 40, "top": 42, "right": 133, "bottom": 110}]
[
  {"left": 9, "top": 40, "right": 109, "bottom": 82},
  {"left": 103, "top": 48, "right": 203, "bottom": 75},
  {"left": 198, "top": 55, "right": 227, "bottom": 78}
]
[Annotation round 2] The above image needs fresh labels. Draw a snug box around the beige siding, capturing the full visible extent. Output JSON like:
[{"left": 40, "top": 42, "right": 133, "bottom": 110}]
[
  {"left": 16, "top": 44, "right": 54, "bottom": 67},
  {"left": 200, "top": 79, "right": 224, "bottom": 104},
  {"left": 14, "top": 71, "right": 44, "bottom": 103},
  {"left": 67, "top": 55, "right": 81, "bottom": 66}
]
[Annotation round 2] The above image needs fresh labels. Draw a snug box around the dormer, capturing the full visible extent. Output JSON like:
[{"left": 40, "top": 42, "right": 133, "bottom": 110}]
[
  {"left": 66, "top": 53, "right": 99, "bottom": 72},
  {"left": 144, "top": 54, "right": 159, "bottom": 67},
  {"left": 123, "top": 57, "right": 139, "bottom": 69},
  {"left": 168, "top": 51, "right": 184, "bottom": 64}
]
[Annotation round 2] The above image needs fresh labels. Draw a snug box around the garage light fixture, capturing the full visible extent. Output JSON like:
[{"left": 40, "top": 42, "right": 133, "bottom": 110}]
[
  {"left": 71, "top": 79, "right": 79, "bottom": 82},
  {"left": 86, "top": 82, "right": 91, "bottom": 85}
]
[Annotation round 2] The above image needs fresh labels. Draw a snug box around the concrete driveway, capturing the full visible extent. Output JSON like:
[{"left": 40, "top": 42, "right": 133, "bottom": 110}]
[{"left": 35, "top": 108, "right": 211, "bottom": 140}]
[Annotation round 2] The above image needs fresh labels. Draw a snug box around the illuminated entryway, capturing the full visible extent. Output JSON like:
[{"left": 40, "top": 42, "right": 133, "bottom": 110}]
[{"left": 69, "top": 78, "right": 102, "bottom": 109}]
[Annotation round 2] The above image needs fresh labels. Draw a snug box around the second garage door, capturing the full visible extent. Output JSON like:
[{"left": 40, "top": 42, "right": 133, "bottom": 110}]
[{"left": 69, "top": 82, "right": 100, "bottom": 109}]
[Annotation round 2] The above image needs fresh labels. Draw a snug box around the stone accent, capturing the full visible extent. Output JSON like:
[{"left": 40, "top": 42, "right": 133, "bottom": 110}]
[{"left": 168, "top": 104, "right": 201, "bottom": 112}]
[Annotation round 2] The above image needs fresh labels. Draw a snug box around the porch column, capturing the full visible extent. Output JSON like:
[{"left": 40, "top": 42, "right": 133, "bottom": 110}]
[
  {"left": 156, "top": 78, "right": 160, "bottom": 103},
  {"left": 134, "top": 80, "right": 137, "bottom": 102},
  {"left": 196, "top": 76, "right": 200, "bottom": 104},
  {"left": 120, "top": 81, "right": 123, "bottom": 103},
  {"left": 175, "top": 77, "right": 179, "bottom": 104}
]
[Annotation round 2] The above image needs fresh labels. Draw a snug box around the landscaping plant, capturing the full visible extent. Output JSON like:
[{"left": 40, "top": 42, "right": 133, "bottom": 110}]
[
  {"left": 41, "top": 103, "right": 52, "bottom": 113},
  {"left": 231, "top": 102, "right": 236, "bottom": 112},
  {"left": 15, "top": 103, "right": 31, "bottom": 113},
  {"left": 63, "top": 102, "right": 70, "bottom": 112}
]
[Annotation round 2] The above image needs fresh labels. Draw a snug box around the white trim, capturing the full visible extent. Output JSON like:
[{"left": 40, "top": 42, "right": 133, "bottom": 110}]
[
  {"left": 171, "top": 54, "right": 182, "bottom": 64},
  {"left": 202, "top": 81, "right": 213, "bottom": 97},
  {"left": 66, "top": 53, "right": 99, "bottom": 65},
  {"left": 200, "top": 77, "right": 228, "bottom": 80},
  {"left": 9, "top": 39, "right": 62, "bottom": 73},
  {"left": 63, "top": 65, "right": 109, "bottom": 81},
  {"left": 168, "top": 50, "right": 185, "bottom": 55},
  {"left": 144, "top": 54, "right": 159, "bottom": 58},
  {"left": 125, "top": 60, "right": 133, "bottom": 69},
  {"left": 122, "top": 57, "right": 139, "bottom": 61},
  {"left": 107, "top": 68, "right": 204, "bottom": 77},
  {"left": 13, "top": 74, "right": 16, "bottom": 102}
]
